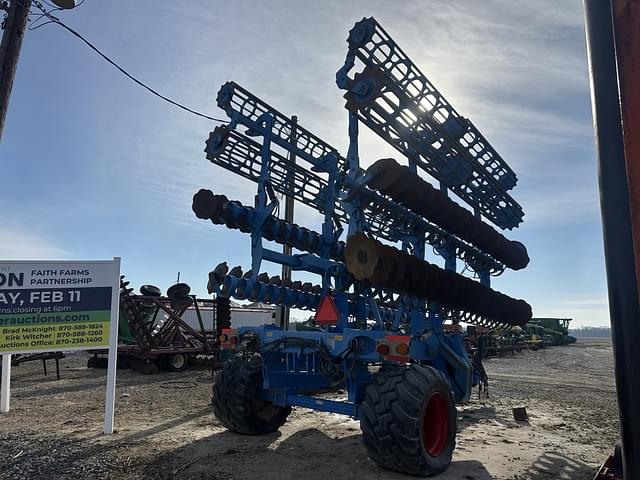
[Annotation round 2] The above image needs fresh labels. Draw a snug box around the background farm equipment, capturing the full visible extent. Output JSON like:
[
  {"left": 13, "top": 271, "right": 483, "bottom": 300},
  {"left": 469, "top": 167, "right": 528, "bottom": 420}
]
[
  {"left": 528, "top": 317, "right": 577, "bottom": 346},
  {"left": 0, "top": 352, "right": 64, "bottom": 380},
  {"left": 483, "top": 328, "right": 528, "bottom": 356},
  {"left": 194, "top": 17, "right": 531, "bottom": 476},
  {"left": 463, "top": 318, "right": 576, "bottom": 358},
  {"left": 88, "top": 277, "right": 229, "bottom": 374},
  {"left": 464, "top": 326, "right": 532, "bottom": 357}
]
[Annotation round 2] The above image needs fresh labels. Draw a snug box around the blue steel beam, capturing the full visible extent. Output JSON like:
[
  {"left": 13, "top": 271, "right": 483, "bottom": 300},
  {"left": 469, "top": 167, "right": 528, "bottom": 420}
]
[{"left": 284, "top": 394, "right": 359, "bottom": 418}]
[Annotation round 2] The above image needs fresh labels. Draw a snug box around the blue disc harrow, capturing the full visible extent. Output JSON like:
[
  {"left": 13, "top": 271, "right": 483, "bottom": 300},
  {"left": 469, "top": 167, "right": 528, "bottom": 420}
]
[{"left": 194, "top": 17, "right": 531, "bottom": 476}]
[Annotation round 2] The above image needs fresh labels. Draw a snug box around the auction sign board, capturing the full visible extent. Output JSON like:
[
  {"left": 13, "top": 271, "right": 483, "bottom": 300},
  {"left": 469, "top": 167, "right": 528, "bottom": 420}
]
[
  {"left": 0, "top": 260, "right": 118, "bottom": 354},
  {"left": 0, "top": 259, "right": 120, "bottom": 434}
]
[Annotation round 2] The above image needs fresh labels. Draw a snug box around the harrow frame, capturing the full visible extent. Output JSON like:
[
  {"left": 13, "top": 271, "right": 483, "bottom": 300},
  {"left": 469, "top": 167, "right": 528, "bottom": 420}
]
[{"left": 197, "top": 16, "right": 530, "bottom": 476}]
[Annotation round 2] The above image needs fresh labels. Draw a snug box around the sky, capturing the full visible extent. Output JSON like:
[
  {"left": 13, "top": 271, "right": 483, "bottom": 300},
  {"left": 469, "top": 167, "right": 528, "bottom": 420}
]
[{"left": 0, "top": 0, "right": 610, "bottom": 327}]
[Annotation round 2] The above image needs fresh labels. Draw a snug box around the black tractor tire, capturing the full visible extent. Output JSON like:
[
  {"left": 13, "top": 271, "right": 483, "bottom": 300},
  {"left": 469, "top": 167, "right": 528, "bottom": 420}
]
[
  {"left": 212, "top": 353, "right": 290, "bottom": 434},
  {"left": 87, "top": 356, "right": 108, "bottom": 369},
  {"left": 140, "top": 284, "right": 162, "bottom": 297},
  {"left": 167, "top": 283, "right": 191, "bottom": 300},
  {"left": 360, "top": 364, "right": 457, "bottom": 477},
  {"left": 167, "top": 353, "right": 190, "bottom": 372},
  {"left": 170, "top": 295, "right": 194, "bottom": 311}
]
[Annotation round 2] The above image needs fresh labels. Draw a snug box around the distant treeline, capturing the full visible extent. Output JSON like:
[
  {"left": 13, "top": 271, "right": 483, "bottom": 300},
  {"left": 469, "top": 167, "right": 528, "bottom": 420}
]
[{"left": 569, "top": 326, "right": 611, "bottom": 337}]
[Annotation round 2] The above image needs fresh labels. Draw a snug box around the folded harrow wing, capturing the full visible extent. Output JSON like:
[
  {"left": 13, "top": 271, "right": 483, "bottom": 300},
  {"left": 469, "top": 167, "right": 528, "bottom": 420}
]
[{"left": 194, "top": 17, "right": 531, "bottom": 476}]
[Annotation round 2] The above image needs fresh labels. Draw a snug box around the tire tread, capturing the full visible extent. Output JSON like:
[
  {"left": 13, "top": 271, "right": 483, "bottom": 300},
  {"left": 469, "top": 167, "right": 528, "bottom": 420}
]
[
  {"left": 212, "top": 354, "right": 290, "bottom": 435},
  {"left": 360, "top": 364, "right": 456, "bottom": 477}
]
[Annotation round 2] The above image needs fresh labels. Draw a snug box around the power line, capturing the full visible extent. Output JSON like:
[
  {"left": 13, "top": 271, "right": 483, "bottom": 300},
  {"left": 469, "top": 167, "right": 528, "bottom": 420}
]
[{"left": 30, "top": 1, "right": 227, "bottom": 123}]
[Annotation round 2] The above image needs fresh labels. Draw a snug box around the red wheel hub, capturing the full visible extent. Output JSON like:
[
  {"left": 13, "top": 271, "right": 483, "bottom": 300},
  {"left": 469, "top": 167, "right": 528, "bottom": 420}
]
[{"left": 421, "top": 391, "right": 449, "bottom": 457}]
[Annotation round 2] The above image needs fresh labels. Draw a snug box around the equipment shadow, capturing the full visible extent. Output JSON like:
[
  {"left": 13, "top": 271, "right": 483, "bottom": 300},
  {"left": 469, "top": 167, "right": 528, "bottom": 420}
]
[
  {"left": 144, "top": 427, "right": 494, "bottom": 480},
  {"left": 456, "top": 403, "right": 524, "bottom": 432},
  {"left": 11, "top": 366, "right": 197, "bottom": 399},
  {"left": 520, "top": 451, "right": 596, "bottom": 479}
]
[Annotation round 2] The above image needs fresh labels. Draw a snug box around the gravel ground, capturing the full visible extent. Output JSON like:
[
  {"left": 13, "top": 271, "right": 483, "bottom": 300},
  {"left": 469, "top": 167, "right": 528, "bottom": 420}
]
[{"left": 0, "top": 339, "right": 619, "bottom": 479}]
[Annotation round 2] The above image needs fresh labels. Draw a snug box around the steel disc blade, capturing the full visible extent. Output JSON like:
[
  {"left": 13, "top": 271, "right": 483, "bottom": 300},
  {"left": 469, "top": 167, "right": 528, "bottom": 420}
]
[
  {"left": 344, "top": 233, "right": 379, "bottom": 280},
  {"left": 228, "top": 266, "right": 243, "bottom": 278},
  {"left": 192, "top": 189, "right": 217, "bottom": 219},
  {"left": 366, "top": 158, "right": 404, "bottom": 191}
]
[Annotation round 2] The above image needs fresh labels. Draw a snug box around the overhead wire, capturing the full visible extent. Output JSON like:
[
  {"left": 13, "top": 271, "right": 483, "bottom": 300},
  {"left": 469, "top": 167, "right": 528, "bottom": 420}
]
[
  {"left": 39, "top": 0, "right": 61, "bottom": 8},
  {"left": 28, "top": 10, "right": 59, "bottom": 30},
  {"left": 30, "top": 0, "right": 227, "bottom": 123},
  {"left": 28, "top": 0, "right": 64, "bottom": 26}
]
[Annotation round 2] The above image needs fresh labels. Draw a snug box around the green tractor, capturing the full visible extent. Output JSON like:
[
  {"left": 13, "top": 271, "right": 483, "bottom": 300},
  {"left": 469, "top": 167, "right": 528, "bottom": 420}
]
[{"left": 527, "top": 318, "right": 577, "bottom": 346}]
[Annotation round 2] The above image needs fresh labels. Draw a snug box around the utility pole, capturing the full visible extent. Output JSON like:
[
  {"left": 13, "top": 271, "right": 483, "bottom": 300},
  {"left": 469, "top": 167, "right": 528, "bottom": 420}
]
[
  {"left": 276, "top": 115, "right": 297, "bottom": 331},
  {"left": 0, "top": 0, "right": 31, "bottom": 142}
]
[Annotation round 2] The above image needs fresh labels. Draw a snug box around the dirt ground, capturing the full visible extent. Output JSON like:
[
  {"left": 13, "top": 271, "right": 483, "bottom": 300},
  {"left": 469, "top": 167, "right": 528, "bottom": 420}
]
[{"left": 0, "top": 339, "right": 619, "bottom": 480}]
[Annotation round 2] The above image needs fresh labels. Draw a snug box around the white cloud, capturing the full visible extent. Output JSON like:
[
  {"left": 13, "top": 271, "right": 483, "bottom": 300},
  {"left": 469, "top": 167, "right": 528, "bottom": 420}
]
[
  {"left": 0, "top": 226, "right": 71, "bottom": 260},
  {"left": 519, "top": 186, "right": 600, "bottom": 226}
]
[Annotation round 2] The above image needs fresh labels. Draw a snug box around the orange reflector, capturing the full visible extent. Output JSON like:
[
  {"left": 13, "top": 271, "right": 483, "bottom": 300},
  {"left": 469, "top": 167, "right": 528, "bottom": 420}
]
[
  {"left": 376, "top": 343, "right": 390, "bottom": 355},
  {"left": 315, "top": 295, "right": 340, "bottom": 324},
  {"left": 395, "top": 343, "right": 409, "bottom": 355},
  {"left": 218, "top": 334, "right": 228, "bottom": 343}
]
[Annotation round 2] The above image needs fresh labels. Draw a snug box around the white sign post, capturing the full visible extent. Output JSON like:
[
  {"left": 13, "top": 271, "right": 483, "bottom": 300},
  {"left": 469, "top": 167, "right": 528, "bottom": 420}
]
[
  {"left": 0, "top": 353, "right": 10, "bottom": 412},
  {"left": 0, "top": 258, "right": 120, "bottom": 433},
  {"left": 104, "top": 257, "right": 120, "bottom": 434}
]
